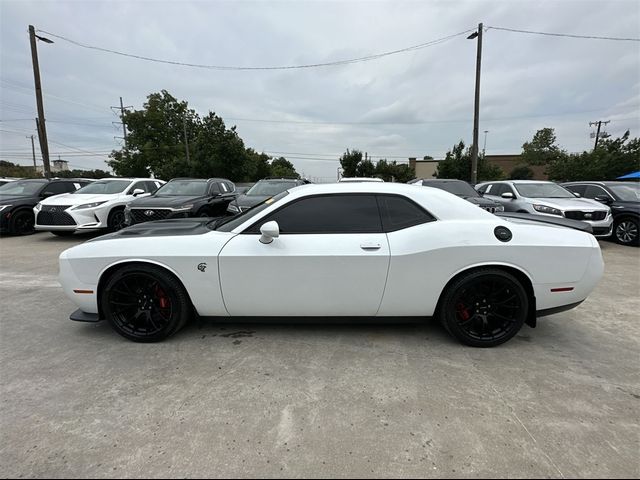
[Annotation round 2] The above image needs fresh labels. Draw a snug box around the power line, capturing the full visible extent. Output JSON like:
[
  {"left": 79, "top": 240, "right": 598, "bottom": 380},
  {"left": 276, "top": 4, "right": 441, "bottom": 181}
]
[
  {"left": 35, "top": 28, "right": 474, "bottom": 70},
  {"left": 486, "top": 26, "right": 640, "bottom": 42}
]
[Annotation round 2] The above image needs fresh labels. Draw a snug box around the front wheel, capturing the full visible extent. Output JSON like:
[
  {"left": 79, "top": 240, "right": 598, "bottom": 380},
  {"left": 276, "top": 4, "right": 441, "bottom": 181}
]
[
  {"left": 9, "top": 210, "right": 35, "bottom": 235},
  {"left": 101, "top": 264, "right": 192, "bottom": 342},
  {"left": 440, "top": 269, "right": 528, "bottom": 347},
  {"left": 613, "top": 217, "right": 639, "bottom": 246},
  {"left": 107, "top": 208, "right": 126, "bottom": 232}
]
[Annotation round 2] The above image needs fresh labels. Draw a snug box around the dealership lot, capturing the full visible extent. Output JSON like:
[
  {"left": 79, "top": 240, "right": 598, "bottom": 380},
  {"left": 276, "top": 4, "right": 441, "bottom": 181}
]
[{"left": 0, "top": 233, "right": 638, "bottom": 478}]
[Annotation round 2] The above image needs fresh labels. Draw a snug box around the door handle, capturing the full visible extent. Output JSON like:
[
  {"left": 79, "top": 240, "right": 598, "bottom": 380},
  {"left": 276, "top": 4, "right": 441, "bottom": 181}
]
[{"left": 360, "top": 243, "right": 381, "bottom": 251}]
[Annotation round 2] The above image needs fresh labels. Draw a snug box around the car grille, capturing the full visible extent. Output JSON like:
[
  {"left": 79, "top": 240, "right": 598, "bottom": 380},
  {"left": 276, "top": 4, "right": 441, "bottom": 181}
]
[
  {"left": 564, "top": 210, "right": 607, "bottom": 221},
  {"left": 130, "top": 208, "right": 172, "bottom": 224},
  {"left": 37, "top": 205, "right": 76, "bottom": 226},
  {"left": 592, "top": 227, "right": 611, "bottom": 236}
]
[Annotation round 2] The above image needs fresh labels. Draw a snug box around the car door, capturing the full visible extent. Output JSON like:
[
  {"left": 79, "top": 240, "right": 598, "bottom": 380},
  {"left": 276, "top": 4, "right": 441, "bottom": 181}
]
[{"left": 218, "top": 194, "right": 390, "bottom": 316}]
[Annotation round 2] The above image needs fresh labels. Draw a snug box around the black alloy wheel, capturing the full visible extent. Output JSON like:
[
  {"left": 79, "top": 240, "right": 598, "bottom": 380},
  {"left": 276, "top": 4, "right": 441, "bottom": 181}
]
[
  {"left": 10, "top": 210, "right": 35, "bottom": 235},
  {"left": 441, "top": 269, "right": 528, "bottom": 347},
  {"left": 107, "top": 209, "right": 126, "bottom": 232},
  {"left": 614, "top": 217, "right": 639, "bottom": 246},
  {"left": 101, "top": 264, "right": 191, "bottom": 342}
]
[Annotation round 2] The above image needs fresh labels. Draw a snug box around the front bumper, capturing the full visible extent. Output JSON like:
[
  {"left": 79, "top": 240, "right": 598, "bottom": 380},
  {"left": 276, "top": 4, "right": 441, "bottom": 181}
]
[
  {"left": 34, "top": 205, "right": 110, "bottom": 232},
  {"left": 531, "top": 210, "right": 613, "bottom": 238}
]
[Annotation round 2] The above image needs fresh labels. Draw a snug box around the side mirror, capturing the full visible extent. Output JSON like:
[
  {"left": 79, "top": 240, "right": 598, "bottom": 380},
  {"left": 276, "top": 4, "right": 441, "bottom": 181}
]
[
  {"left": 259, "top": 221, "right": 280, "bottom": 244},
  {"left": 501, "top": 192, "right": 515, "bottom": 199},
  {"left": 594, "top": 195, "right": 611, "bottom": 204},
  {"left": 132, "top": 188, "right": 145, "bottom": 196},
  {"left": 572, "top": 191, "right": 581, "bottom": 198}
]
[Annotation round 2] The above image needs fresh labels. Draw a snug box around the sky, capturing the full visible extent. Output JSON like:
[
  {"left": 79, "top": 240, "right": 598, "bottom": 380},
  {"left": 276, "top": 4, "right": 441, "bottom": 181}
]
[{"left": 1, "top": 0, "right": 639, "bottom": 182}]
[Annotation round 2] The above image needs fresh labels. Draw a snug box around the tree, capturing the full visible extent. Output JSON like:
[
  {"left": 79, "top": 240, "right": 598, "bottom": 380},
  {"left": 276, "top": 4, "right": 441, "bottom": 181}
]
[
  {"left": 339, "top": 149, "right": 363, "bottom": 178},
  {"left": 55, "top": 169, "right": 112, "bottom": 179},
  {"left": 270, "top": 157, "right": 299, "bottom": 178},
  {"left": 356, "top": 159, "right": 375, "bottom": 177},
  {"left": 0, "top": 161, "right": 40, "bottom": 178},
  {"left": 521, "top": 128, "right": 567, "bottom": 166},
  {"left": 509, "top": 165, "right": 535, "bottom": 180},
  {"left": 435, "top": 140, "right": 503, "bottom": 182},
  {"left": 545, "top": 130, "right": 640, "bottom": 181},
  {"left": 246, "top": 149, "right": 272, "bottom": 180}
]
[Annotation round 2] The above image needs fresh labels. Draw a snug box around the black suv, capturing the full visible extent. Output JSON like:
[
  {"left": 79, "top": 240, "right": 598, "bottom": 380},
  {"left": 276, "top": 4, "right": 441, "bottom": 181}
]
[
  {"left": 125, "top": 178, "right": 237, "bottom": 226},
  {"left": 0, "top": 178, "right": 92, "bottom": 235},
  {"left": 226, "top": 177, "right": 309, "bottom": 215},
  {"left": 562, "top": 181, "right": 640, "bottom": 246},
  {"left": 410, "top": 179, "right": 505, "bottom": 213}
]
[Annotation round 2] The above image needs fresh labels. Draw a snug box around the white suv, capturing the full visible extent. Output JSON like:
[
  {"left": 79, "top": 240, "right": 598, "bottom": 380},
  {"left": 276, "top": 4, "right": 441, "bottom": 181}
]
[{"left": 34, "top": 178, "right": 164, "bottom": 236}]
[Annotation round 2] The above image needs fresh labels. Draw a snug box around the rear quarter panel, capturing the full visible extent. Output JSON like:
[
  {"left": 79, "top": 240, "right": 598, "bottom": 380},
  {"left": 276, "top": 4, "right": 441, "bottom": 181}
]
[{"left": 377, "top": 219, "right": 599, "bottom": 316}]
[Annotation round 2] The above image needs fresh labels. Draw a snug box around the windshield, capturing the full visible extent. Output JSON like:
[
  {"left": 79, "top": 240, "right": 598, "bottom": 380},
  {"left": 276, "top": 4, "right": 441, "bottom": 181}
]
[
  {"left": 425, "top": 181, "right": 478, "bottom": 197},
  {"left": 514, "top": 183, "right": 574, "bottom": 198},
  {"left": 0, "top": 180, "right": 47, "bottom": 196},
  {"left": 246, "top": 181, "right": 295, "bottom": 197},
  {"left": 155, "top": 180, "right": 208, "bottom": 196},
  {"left": 75, "top": 180, "right": 130, "bottom": 194},
  {"left": 212, "top": 191, "right": 290, "bottom": 232},
  {"left": 609, "top": 183, "right": 640, "bottom": 201}
]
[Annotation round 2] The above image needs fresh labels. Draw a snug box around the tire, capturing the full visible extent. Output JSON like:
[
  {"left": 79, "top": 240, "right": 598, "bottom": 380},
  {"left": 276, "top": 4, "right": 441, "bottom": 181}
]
[
  {"left": 613, "top": 216, "right": 639, "bottom": 246},
  {"left": 439, "top": 268, "right": 528, "bottom": 348},
  {"left": 101, "top": 264, "right": 191, "bottom": 342},
  {"left": 9, "top": 209, "right": 35, "bottom": 235},
  {"left": 51, "top": 231, "right": 74, "bottom": 237},
  {"left": 107, "top": 208, "right": 126, "bottom": 232},
  {"left": 197, "top": 209, "right": 210, "bottom": 218}
]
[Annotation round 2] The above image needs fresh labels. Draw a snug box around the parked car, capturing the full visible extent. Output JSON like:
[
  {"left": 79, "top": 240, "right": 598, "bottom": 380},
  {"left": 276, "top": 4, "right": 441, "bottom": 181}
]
[
  {"left": 125, "top": 178, "right": 236, "bottom": 226},
  {"left": 562, "top": 181, "right": 640, "bottom": 246},
  {"left": 339, "top": 177, "right": 384, "bottom": 183},
  {"left": 410, "top": 178, "right": 504, "bottom": 213},
  {"left": 35, "top": 178, "right": 164, "bottom": 236},
  {"left": 59, "top": 182, "right": 603, "bottom": 347},
  {"left": 226, "top": 177, "right": 308, "bottom": 214},
  {"left": 476, "top": 180, "right": 613, "bottom": 238},
  {"left": 0, "top": 177, "right": 18, "bottom": 187},
  {"left": 0, "top": 178, "right": 92, "bottom": 235}
]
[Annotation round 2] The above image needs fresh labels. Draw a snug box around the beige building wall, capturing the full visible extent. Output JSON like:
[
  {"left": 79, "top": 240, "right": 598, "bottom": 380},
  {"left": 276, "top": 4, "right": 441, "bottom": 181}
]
[{"left": 409, "top": 158, "right": 439, "bottom": 179}]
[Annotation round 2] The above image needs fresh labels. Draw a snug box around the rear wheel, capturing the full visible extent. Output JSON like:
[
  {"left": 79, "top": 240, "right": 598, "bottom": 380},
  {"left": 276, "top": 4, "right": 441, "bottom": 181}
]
[
  {"left": 107, "top": 208, "right": 126, "bottom": 232},
  {"left": 613, "top": 217, "right": 639, "bottom": 246},
  {"left": 440, "top": 269, "right": 528, "bottom": 347},
  {"left": 9, "top": 209, "right": 35, "bottom": 235},
  {"left": 101, "top": 264, "right": 191, "bottom": 342}
]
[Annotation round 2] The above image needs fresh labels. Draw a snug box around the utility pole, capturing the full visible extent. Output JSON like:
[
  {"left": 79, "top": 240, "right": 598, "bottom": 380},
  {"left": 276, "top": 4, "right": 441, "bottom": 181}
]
[
  {"left": 29, "top": 25, "right": 53, "bottom": 178},
  {"left": 27, "top": 135, "right": 37, "bottom": 171},
  {"left": 589, "top": 120, "right": 610, "bottom": 150},
  {"left": 467, "top": 23, "right": 483, "bottom": 184},
  {"left": 111, "top": 97, "right": 133, "bottom": 154},
  {"left": 482, "top": 130, "right": 489, "bottom": 156},
  {"left": 183, "top": 115, "right": 191, "bottom": 165}
]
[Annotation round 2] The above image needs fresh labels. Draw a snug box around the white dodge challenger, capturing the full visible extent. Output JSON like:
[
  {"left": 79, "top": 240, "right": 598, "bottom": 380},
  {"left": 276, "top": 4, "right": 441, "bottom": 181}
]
[{"left": 59, "top": 183, "right": 604, "bottom": 347}]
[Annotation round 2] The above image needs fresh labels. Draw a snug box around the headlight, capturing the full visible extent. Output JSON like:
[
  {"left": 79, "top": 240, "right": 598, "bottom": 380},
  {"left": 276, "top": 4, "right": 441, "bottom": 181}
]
[
  {"left": 73, "top": 201, "right": 107, "bottom": 210},
  {"left": 533, "top": 204, "right": 562, "bottom": 216},
  {"left": 172, "top": 204, "right": 194, "bottom": 212},
  {"left": 0, "top": 205, "right": 13, "bottom": 212},
  {"left": 227, "top": 204, "right": 239, "bottom": 212}
]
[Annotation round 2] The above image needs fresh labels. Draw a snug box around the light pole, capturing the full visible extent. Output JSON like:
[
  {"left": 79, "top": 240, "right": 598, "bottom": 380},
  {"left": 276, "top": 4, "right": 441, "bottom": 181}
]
[
  {"left": 467, "top": 23, "right": 483, "bottom": 184},
  {"left": 28, "top": 25, "right": 54, "bottom": 178}
]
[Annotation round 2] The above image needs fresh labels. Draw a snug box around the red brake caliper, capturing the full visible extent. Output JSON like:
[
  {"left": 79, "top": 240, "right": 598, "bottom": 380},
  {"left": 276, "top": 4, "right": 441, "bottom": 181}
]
[
  {"left": 456, "top": 302, "right": 470, "bottom": 321},
  {"left": 155, "top": 285, "right": 169, "bottom": 309}
]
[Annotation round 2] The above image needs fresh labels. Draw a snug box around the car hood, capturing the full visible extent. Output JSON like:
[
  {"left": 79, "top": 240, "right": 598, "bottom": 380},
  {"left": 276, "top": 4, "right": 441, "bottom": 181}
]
[
  {"left": 0, "top": 194, "right": 38, "bottom": 205},
  {"left": 127, "top": 195, "right": 206, "bottom": 208},
  {"left": 41, "top": 193, "right": 121, "bottom": 206},
  {"left": 526, "top": 197, "right": 608, "bottom": 210},
  {"left": 88, "top": 217, "right": 219, "bottom": 240},
  {"left": 231, "top": 194, "right": 269, "bottom": 208}
]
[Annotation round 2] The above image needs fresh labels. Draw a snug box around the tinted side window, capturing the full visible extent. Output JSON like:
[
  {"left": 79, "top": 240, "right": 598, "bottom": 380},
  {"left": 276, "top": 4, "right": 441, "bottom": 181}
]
[
  {"left": 209, "top": 183, "right": 221, "bottom": 195},
  {"left": 565, "top": 184, "right": 586, "bottom": 196},
  {"left": 584, "top": 185, "right": 611, "bottom": 200},
  {"left": 477, "top": 184, "right": 490, "bottom": 194},
  {"left": 42, "top": 182, "right": 72, "bottom": 196},
  {"left": 251, "top": 194, "right": 382, "bottom": 234},
  {"left": 145, "top": 181, "right": 159, "bottom": 193},
  {"left": 503, "top": 184, "right": 515, "bottom": 196},
  {"left": 491, "top": 184, "right": 505, "bottom": 196},
  {"left": 377, "top": 195, "right": 435, "bottom": 232},
  {"left": 224, "top": 181, "right": 235, "bottom": 192}
]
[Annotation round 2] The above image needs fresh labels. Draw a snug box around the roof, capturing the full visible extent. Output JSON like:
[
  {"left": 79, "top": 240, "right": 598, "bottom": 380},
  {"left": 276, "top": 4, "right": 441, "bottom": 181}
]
[{"left": 283, "top": 182, "right": 494, "bottom": 221}]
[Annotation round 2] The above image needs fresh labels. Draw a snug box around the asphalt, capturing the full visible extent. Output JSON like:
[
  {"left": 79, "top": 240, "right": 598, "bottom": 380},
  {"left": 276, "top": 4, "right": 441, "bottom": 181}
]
[{"left": 0, "top": 232, "right": 638, "bottom": 478}]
